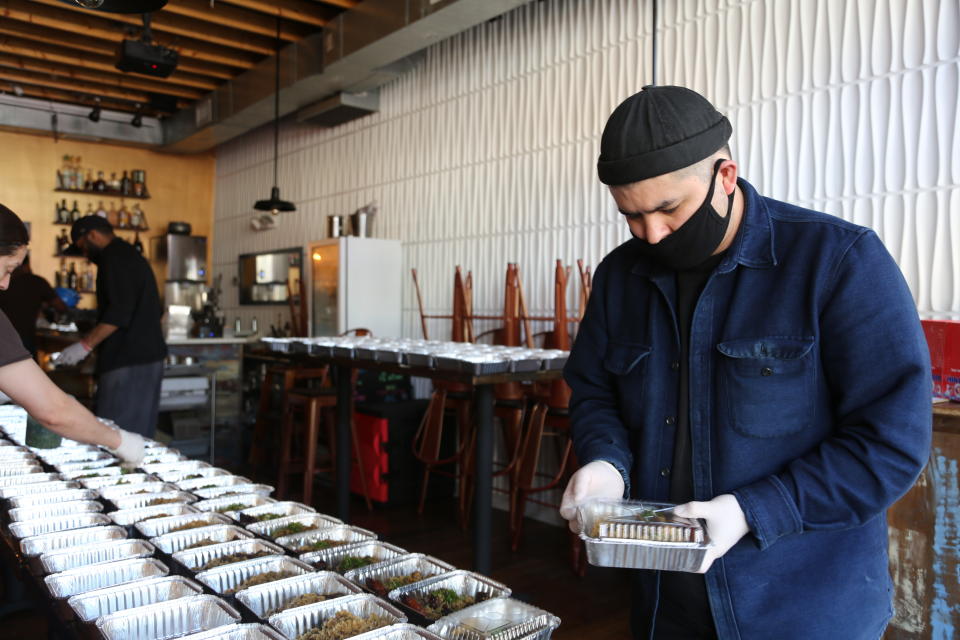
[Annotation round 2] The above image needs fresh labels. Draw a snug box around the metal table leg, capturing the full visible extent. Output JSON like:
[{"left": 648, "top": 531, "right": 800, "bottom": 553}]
[
  {"left": 209, "top": 372, "right": 217, "bottom": 464},
  {"left": 335, "top": 364, "right": 353, "bottom": 522},
  {"left": 473, "top": 383, "right": 494, "bottom": 575}
]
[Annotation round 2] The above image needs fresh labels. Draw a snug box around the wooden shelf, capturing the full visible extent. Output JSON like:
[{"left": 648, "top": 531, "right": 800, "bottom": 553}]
[
  {"left": 53, "top": 222, "right": 148, "bottom": 232},
  {"left": 54, "top": 188, "right": 149, "bottom": 200}
]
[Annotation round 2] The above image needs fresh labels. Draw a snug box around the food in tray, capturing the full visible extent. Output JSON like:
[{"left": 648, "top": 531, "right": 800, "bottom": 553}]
[
  {"left": 225, "top": 570, "right": 297, "bottom": 594},
  {"left": 237, "top": 512, "right": 283, "bottom": 525},
  {"left": 267, "top": 592, "right": 339, "bottom": 616},
  {"left": 114, "top": 479, "right": 129, "bottom": 485},
  {"left": 399, "top": 587, "right": 492, "bottom": 620},
  {"left": 148, "top": 497, "right": 183, "bottom": 506},
  {"left": 169, "top": 520, "right": 209, "bottom": 532},
  {"left": 184, "top": 474, "right": 203, "bottom": 480},
  {"left": 294, "top": 610, "right": 393, "bottom": 640},
  {"left": 591, "top": 508, "right": 703, "bottom": 543},
  {"left": 215, "top": 503, "right": 248, "bottom": 513},
  {"left": 197, "top": 484, "right": 219, "bottom": 489},
  {"left": 141, "top": 512, "right": 174, "bottom": 520},
  {"left": 366, "top": 571, "right": 430, "bottom": 596},
  {"left": 75, "top": 472, "right": 105, "bottom": 479},
  {"left": 312, "top": 555, "right": 376, "bottom": 572},
  {"left": 200, "top": 550, "right": 272, "bottom": 570},
  {"left": 184, "top": 538, "right": 219, "bottom": 550},
  {"left": 270, "top": 521, "right": 318, "bottom": 538},
  {"left": 294, "top": 539, "right": 346, "bottom": 554}
]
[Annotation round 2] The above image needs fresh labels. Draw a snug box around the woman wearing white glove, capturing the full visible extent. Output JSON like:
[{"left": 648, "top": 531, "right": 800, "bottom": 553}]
[{"left": 0, "top": 203, "right": 144, "bottom": 467}]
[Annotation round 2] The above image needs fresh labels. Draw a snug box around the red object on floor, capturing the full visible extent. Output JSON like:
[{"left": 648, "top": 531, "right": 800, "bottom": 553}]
[
  {"left": 921, "top": 319, "right": 960, "bottom": 401},
  {"left": 351, "top": 411, "right": 389, "bottom": 502}
]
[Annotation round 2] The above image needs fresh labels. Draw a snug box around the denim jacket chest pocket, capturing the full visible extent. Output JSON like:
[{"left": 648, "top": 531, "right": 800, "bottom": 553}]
[
  {"left": 604, "top": 341, "right": 653, "bottom": 427},
  {"left": 716, "top": 336, "right": 816, "bottom": 438}
]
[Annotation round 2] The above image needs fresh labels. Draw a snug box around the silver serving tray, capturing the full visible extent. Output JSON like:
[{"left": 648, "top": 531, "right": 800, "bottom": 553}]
[
  {"left": 151, "top": 524, "right": 255, "bottom": 555},
  {"left": 40, "top": 537, "right": 155, "bottom": 574},
  {"left": 9, "top": 499, "right": 103, "bottom": 523},
  {"left": 195, "top": 555, "right": 314, "bottom": 596},
  {"left": 236, "top": 570, "right": 361, "bottom": 618},
  {"left": 230, "top": 501, "right": 316, "bottom": 522},
  {"left": 0, "top": 479, "right": 79, "bottom": 498},
  {"left": 192, "top": 483, "right": 275, "bottom": 500},
  {"left": 68, "top": 574, "right": 205, "bottom": 622},
  {"left": 110, "top": 502, "right": 199, "bottom": 526},
  {"left": 275, "top": 523, "right": 372, "bottom": 554},
  {"left": 0, "top": 471, "right": 61, "bottom": 488},
  {"left": 425, "top": 598, "right": 561, "bottom": 640},
  {"left": 177, "top": 623, "right": 287, "bottom": 640},
  {"left": 174, "top": 538, "right": 285, "bottom": 573},
  {"left": 177, "top": 474, "right": 253, "bottom": 492},
  {"left": 300, "top": 540, "right": 407, "bottom": 574},
  {"left": 136, "top": 511, "right": 230, "bottom": 538},
  {"left": 45, "top": 557, "right": 169, "bottom": 599},
  {"left": 98, "top": 480, "right": 178, "bottom": 500},
  {"left": 8, "top": 487, "right": 97, "bottom": 508},
  {"left": 8, "top": 512, "right": 111, "bottom": 538},
  {"left": 95, "top": 594, "right": 241, "bottom": 639},
  {"left": 387, "top": 571, "right": 511, "bottom": 622},
  {"left": 82, "top": 473, "right": 158, "bottom": 491},
  {"left": 345, "top": 554, "right": 455, "bottom": 597},
  {"left": 350, "top": 624, "right": 445, "bottom": 640},
  {"left": 267, "top": 593, "right": 406, "bottom": 639},
  {"left": 193, "top": 494, "right": 277, "bottom": 516},
  {"left": 110, "top": 490, "right": 198, "bottom": 511},
  {"left": 20, "top": 524, "right": 126, "bottom": 556}
]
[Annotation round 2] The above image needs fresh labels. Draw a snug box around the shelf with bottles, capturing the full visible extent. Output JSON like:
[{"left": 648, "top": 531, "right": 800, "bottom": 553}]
[
  {"left": 55, "top": 155, "right": 149, "bottom": 199},
  {"left": 52, "top": 199, "right": 150, "bottom": 231},
  {"left": 53, "top": 258, "right": 95, "bottom": 293},
  {"left": 54, "top": 188, "right": 149, "bottom": 200}
]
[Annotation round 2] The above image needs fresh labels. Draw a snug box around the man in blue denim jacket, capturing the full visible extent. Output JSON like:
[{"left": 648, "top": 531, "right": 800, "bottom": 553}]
[{"left": 558, "top": 86, "right": 932, "bottom": 639}]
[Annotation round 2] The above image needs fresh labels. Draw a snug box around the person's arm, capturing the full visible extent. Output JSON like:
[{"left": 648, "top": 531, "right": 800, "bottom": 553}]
[
  {"left": 0, "top": 358, "right": 144, "bottom": 465},
  {"left": 82, "top": 322, "right": 119, "bottom": 349},
  {"left": 731, "top": 230, "right": 932, "bottom": 550}
]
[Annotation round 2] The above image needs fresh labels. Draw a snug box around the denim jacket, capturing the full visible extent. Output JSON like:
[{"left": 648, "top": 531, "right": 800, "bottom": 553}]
[{"left": 564, "top": 179, "right": 932, "bottom": 640}]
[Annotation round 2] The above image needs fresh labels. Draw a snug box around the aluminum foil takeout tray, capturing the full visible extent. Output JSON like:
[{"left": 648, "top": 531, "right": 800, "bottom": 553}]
[
  {"left": 191, "top": 483, "right": 275, "bottom": 500},
  {"left": 144, "top": 460, "right": 212, "bottom": 479},
  {"left": 267, "top": 593, "right": 406, "bottom": 639},
  {"left": 40, "top": 538, "right": 155, "bottom": 574},
  {"left": 110, "top": 502, "right": 199, "bottom": 527},
  {"left": 151, "top": 524, "right": 256, "bottom": 555},
  {"left": 55, "top": 455, "right": 118, "bottom": 472},
  {"left": 345, "top": 554, "right": 455, "bottom": 597},
  {"left": 425, "top": 598, "right": 561, "bottom": 640},
  {"left": 0, "top": 471, "right": 61, "bottom": 488},
  {"left": 300, "top": 540, "right": 407, "bottom": 574},
  {"left": 62, "top": 464, "right": 124, "bottom": 480},
  {"left": 35, "top": 445, "right": 102, "bottom": 464},
  {"left": 20, "top": 524, "right": 126, "bottom": 557},
  {"left": 193, "top": 494, "right": 277, "bottom": 516},
  {"left": 136, "top": 511, "right": 231, "bottom": 539},
  {"left": 68, "top": 574, "right": 205, "bottom": 623},
  {"left": 387, "top": 571, "right": 511, "bottom": 622},
  {"left": 173, "top": 538, "right": 285, "bottom": 573},
  {"left": 177, "top": 623, "right": 286, "bottom": 640},
  {"left": 9, "top": 499, "right": 103, "bottom": 523},
  {"left": 95, "top": 594, "right": 241, "bottom": 640},
  {"left": 162, "top": 466, "right": 231, "bottom": 485},
  {"left": 0, "top": 479, "right": 80, "bottom": 499},
  {"left": 8, "top": 487, "right": 97, "bottom": 508},
  {"left": 45, "top": 557, "right": 169, "bottom": 599},
  {"left": 229, "top": 501, "right": 315, "bottom": 523},
  {"left": 0, "top": 462, "right": 42, "bottom": 477},
  {"left": 140, "top": 451, "right": 187, "bottom": 465},
  {"left": 235, "top": 570, "right": 362, "bottom": 619},
  {"left": 576, "top": 498, "right": 711, "bottom": 572},
  {"left": 9, "top": 512, "right": 111, "bottom": 538},
  {"left": 81, "top": 473, "right": 158, "bottom": 491},
  {"left": 109, "top": 490, "right": 198, "bottom": 512},
  {"left": 176, "top": 474, "right": 253, "bottom": 493},
  {"left": 247, "top": 513, "right": 344, "bottom": 541},
  {"left": 349, "top": 624, "right": 446, "bottom": 640},
  {"left": 195, "top": 555, "right": 314, "bottom": 596},
  {"left": 98, "top": 481, "right": 179, "bottom": 501},
  {"left": 274, "top": 522, "right": 369, "bottom": 553}
]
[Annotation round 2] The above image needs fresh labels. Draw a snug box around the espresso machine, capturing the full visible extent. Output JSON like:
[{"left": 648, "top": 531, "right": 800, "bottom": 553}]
[{"left": 154, "top": 231, "right": 215, "bottom": 338}]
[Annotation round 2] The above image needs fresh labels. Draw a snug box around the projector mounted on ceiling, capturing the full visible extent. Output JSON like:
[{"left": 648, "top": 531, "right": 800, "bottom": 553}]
[{"left": 114, "top": 13, "right": 178, "bottom": 78}]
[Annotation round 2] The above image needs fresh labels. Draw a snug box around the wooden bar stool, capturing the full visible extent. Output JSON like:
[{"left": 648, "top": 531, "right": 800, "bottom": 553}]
[{"left": 250, "top": 365, "right": 330, "bottom": 468}]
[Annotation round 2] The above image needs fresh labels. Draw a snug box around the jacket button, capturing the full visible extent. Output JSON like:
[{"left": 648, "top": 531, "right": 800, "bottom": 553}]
[
  {"left": 671, "top": 361, "right": 680, "bottom": 371},
  {"left": 660, "top": 468, "right": 670, "bottom": 477},
  {"left": 761, "top": 367, "right": 774, "bottom": 376},
  {"left": 665, "top": 416, "right": 676, "bottom": 425}
]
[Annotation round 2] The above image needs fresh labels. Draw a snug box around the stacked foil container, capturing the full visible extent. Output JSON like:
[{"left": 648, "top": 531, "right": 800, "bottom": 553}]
[{"left": 0, "top": 400, "right": 561, "bottom": 640}]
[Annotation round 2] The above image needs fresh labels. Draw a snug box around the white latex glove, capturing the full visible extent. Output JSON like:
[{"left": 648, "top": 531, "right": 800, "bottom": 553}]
[
  {"left": 673, "top": 494, "right": 750, "bottom": 573},
  {"left": 559, "top": 460, "right": 626, "bottom": 533},
  {"left": 57, "top": 341, "right": 91, "bottom": 366},
  {"left": 108, "top": 428, "right": 145, "bottom": 469}
]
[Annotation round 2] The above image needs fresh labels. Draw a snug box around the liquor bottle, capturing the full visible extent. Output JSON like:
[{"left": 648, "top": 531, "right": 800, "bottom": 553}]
[
  {"left": 117, "top": 203, "right": 130, "bottom": 229},
  {"left": 107, "top": 202, "right": 118, "bottom": 227},
  {"left": 94, "top": 171, "right": 107, "bottom": 192},
  {"left": 95, "top": 201, "right": 108, "bottom": 218},
  {"left": 54, "top": 264, "right": 63, "bottom": 288},
  {"left": 70, "top": 200, "right": 81, "bottom": 222},
  {"left": 56, "top": 259, "right": 68, "bottom": 288},
  {"left": 109, "top": 172, "right": 121, "bottom": 193},
  {"left": 120, "top": 170, "right": 131, "bottom": 196},
  {"left": 84, "top": 170, "right": 94, "bottom": 191},
  {"left": 73, "top": 157, "right": 82, "bottom": 189},
  {"left": 56, "top": 229, "right": 70, "bottom": 256},
  {"left": 133, "top": 231, "right": 144, "bottom": 255},
  {"left": 67, "top": 262, "right": 78, "bottom": 290},
  {"left": 81, "top": 265, "right": 94, "bottom": 292},
  {"left": 84, "top": 202, "right": 94, "bottom": 218},
  {"left": 130, "top": 203, "right": 144, "bottom": 229},
  {"left": 58, "top": 199, "right": 70, "bottom": 224}
]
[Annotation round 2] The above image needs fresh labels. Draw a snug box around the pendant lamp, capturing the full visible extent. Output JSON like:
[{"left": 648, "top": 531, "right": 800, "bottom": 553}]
[{"left": 254, "top": 16, "right": 295, "bottom": 215}]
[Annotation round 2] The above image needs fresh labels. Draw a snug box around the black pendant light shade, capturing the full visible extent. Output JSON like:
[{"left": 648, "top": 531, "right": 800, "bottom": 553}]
[{"left": 254, "top": 16, "right": 296, "bottom": 215}]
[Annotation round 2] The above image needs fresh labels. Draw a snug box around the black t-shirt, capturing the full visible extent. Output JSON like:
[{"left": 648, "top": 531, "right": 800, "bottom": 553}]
[
  {"left": 0, "top": 273, "right": 56, "bottom": 352},
  {"left": 0, "top": 309, "right": 32, "bottom": 368},
  {"left": 95, "top": 238, "right": 167, "bottom": 373}
]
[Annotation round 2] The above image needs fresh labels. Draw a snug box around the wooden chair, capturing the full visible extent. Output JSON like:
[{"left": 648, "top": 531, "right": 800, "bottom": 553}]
[{"left": 249, "top": 365, "right": 330, "bottom": 468}]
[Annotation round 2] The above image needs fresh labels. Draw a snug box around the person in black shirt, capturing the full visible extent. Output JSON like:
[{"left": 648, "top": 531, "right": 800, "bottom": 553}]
[
  {"left": 0, "top": 254, "right": 66, "bottom": 357},
  {"left": 58, "top": 215, "right": 167, "bottom": 437}
]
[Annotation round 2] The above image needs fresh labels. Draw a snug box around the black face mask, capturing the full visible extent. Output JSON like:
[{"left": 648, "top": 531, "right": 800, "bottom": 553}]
[{"left": 630, "top": 159, "right": 734, "bottom": 270}]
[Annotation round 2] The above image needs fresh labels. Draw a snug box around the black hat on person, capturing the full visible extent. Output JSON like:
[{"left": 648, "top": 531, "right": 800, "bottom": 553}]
[
  {"left": 64, "top": 215, "right": 113, "bottom": 256},
  {"left": 597, "top": 85, "right": 732, "bottom": 185}
]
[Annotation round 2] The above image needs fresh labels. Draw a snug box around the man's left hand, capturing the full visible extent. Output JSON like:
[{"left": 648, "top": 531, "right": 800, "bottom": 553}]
[
  {"left": 56, "top": 341, "right": 91, "bottom": 366},
  {"left": 673, "top": 494, "right": 749, "bottom": 573}
]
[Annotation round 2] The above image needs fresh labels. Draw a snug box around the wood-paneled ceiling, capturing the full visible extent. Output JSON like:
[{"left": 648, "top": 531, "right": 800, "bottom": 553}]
[{"left": 0, "top": 0, "right": 358, "bottom": 118}]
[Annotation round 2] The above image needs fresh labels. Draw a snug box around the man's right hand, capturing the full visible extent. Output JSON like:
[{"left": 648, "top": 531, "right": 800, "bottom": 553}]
[{"left": 559, "top": 460, "right": 626, "bottom": 533}]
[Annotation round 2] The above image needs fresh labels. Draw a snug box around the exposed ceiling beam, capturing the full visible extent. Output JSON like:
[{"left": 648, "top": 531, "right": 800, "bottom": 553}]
[
  {"left": 29, "top": 0, "right": 277, "bottom": 57},
  {"left": 0, "top": 37, "right": 220, "bottom": 92},
  {"left": 162, "top": 0, "right": 315, "bottom": 41},
  {"left": 0, "top": 80, "right": 161, "bottom": 116},
  {"left": 0, "top": 19, "right": 238, "bottom": 80},
  {"left": 219, "top": 0, "right": 337, "bottom": 28},
  {"left": 0, "top": 54, "right": 204, "bottom": 100},
  {"left": 0, "top": 64, "right": 156, "bottom": 105},
  {"left": 6, "top": 0, "right": 261, "bottom": 68}
]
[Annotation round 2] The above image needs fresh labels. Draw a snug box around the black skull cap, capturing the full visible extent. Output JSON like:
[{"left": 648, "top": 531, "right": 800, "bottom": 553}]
[{"left": 597, "top": 85, "right": 732, "bottom": 185}]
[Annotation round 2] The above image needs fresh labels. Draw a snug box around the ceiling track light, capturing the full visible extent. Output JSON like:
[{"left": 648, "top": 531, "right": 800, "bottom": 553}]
[
  {"left": 131, "top": 104, "right": 143, "bottom": 128},
  {"left": 88, "top": 98, "right": 101, "bottom": 123},
  {"left": 253, "top": 16, "right": 295, "bottom": 216}
]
